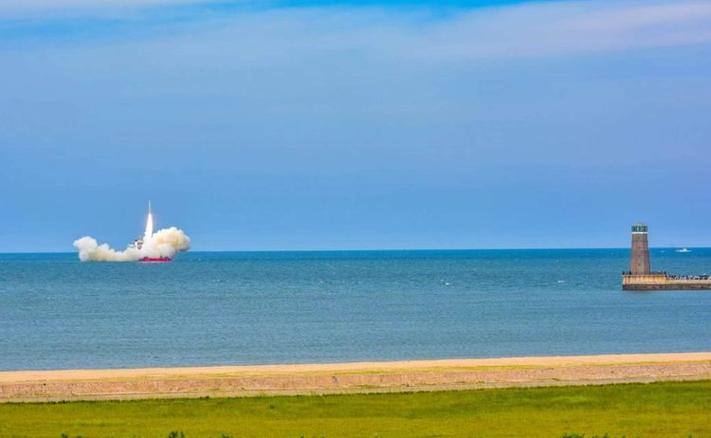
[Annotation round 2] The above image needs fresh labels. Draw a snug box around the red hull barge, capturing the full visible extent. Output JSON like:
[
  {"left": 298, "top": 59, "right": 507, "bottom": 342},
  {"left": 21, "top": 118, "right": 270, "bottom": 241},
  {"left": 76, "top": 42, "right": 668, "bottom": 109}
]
[{"left": 139, "top": 257, "right": 172, "bottom": 263}]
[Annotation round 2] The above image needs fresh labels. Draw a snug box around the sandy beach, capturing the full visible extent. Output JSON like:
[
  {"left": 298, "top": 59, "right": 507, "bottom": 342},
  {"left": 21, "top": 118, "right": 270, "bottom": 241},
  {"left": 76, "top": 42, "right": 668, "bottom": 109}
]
[{"left": 1, "top": 352, "right": 709, "bottom": 402}]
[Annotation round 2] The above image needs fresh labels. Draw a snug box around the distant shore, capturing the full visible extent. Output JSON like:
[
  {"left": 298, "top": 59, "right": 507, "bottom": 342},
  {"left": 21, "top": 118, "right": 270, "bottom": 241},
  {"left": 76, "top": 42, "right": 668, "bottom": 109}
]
[{"left": 1, "top": 352, "right": 709, "bottom": 402}]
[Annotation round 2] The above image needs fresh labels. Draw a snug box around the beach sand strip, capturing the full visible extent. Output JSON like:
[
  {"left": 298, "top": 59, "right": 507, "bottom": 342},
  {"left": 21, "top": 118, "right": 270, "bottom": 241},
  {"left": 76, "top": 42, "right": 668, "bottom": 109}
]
[{"left": 1, "top": 352, "right": 709, "bottom": 402}]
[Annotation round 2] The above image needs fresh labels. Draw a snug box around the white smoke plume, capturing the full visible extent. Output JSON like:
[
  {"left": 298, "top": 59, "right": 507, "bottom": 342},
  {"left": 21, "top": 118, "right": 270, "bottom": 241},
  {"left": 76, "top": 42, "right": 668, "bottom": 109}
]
[{"left": 73, "top": 227, "right": 191, "bottom": 262}]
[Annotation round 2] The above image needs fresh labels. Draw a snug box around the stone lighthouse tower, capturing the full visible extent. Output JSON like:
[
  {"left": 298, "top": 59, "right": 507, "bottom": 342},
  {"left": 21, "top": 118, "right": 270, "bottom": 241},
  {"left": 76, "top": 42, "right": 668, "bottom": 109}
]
[{"left": 630, "top": 223, "right": 650, "bottom": 275}]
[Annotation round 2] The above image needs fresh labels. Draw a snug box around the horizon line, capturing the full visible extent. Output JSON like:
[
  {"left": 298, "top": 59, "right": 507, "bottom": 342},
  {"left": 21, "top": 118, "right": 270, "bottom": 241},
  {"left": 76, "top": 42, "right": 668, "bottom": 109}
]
[{"left": 1, "top": 246, "right": 708, "bottom": 255}]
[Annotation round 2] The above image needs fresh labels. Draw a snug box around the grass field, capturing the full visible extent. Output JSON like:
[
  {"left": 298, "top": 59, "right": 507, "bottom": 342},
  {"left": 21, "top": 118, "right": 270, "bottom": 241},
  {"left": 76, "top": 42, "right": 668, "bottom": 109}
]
[{"left": 0, "top": 381, "right": 708, "bottom": 437}]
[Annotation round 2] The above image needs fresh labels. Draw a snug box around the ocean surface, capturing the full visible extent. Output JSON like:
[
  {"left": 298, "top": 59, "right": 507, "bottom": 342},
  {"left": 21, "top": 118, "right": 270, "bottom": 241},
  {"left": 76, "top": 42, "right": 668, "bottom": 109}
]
[{"left": 1, "top": 249, "right": 710, "bottom": 371}]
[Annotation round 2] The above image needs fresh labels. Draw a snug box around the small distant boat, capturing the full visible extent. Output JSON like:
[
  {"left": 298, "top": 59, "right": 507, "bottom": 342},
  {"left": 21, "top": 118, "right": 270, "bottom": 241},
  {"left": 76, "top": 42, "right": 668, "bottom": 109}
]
[
  {"left": 139, "top": 257, "right": 172, "bottom": 263},
  {"left": 675, "top": 248, "right": 691, "bottom": 253}
]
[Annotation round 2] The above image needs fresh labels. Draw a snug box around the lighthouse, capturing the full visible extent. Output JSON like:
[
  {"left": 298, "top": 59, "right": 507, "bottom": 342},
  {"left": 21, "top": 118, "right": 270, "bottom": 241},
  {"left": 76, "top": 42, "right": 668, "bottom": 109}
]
[{"left": 629, "top": 223, "right": 650, "bottom": 275}]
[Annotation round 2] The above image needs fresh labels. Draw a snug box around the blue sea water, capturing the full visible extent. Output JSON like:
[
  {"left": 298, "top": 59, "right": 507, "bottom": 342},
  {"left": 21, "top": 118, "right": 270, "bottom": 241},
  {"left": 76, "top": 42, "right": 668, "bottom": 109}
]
[{"left": 0, "top": 249, "right": 710, "bottom": 371}]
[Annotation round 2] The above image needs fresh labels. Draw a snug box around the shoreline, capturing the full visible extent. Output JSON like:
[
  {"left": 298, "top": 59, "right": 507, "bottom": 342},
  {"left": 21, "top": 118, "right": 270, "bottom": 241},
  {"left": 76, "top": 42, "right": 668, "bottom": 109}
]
[{"left": 1, "top": 352, "right": 710, "bottom": 402}]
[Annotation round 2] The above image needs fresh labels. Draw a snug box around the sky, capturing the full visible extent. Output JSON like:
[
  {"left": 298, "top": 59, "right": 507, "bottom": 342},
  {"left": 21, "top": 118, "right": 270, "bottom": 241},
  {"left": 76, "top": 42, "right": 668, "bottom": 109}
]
[{"left": 1, "top": 0, "right": 711, "bottom": 252}]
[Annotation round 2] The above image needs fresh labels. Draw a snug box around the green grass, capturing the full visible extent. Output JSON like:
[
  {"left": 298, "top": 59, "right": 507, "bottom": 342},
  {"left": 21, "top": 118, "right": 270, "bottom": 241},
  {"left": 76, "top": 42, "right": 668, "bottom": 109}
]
[{"left": 0, "top": 381, "right": 709, "bottom": 437}]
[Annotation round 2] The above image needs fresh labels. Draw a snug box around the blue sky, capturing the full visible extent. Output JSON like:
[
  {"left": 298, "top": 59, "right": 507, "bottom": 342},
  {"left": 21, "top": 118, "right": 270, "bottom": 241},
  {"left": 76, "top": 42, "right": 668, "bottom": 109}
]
[{"left": 1, "top": 0, "right": 711, "bottom": 251}]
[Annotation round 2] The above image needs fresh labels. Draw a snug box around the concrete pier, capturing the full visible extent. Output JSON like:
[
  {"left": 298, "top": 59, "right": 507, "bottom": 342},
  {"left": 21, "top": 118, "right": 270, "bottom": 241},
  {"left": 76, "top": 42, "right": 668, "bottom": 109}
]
[{"left": 622, "top": 273, "right": 711, "bottom": 291}]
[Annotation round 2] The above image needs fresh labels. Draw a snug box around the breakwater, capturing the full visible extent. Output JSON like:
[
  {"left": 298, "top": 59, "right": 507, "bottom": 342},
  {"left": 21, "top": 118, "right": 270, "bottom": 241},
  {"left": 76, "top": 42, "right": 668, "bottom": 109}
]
[{"left": 623, "top": 273, "right": 711, "bottom": 291}]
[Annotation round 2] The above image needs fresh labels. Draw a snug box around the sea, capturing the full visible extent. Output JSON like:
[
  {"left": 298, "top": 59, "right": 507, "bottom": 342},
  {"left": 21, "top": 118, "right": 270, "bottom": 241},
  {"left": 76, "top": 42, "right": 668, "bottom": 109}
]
[{"left": 1, "top": 249, "right": 710, "bottom": 371}]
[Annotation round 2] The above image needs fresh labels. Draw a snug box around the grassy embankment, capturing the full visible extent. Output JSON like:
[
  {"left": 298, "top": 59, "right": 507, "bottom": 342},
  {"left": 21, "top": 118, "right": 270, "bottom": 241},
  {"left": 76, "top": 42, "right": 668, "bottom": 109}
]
[{"left": 0, "top": 381, "right": 708, "bottom": 437}]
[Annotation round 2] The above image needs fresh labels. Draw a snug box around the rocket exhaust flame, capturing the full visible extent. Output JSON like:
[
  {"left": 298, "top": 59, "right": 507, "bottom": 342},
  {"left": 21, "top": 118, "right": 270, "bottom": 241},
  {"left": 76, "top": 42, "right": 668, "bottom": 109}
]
[{"left": 73, "top": 202, "right": 190, "bottom": 262}]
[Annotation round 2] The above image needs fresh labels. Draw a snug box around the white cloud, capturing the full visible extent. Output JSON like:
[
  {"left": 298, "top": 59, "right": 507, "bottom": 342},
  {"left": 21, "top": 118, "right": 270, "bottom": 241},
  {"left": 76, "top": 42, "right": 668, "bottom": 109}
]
[
  {"left": 2, "top": 0, "right": 711, "bottom": 59},
  {"left": 573, "top": 2, "right": 711, "bottom": 32},
  {"left": 0, "top": 0, "right": 210, "bottom": 18},
  {"left": 150, "top": 0, "right": 711, "bottom": 61},
  {"left": 1, "top": 0, "right": 202, "bottom": 8},
  {"left": 387, "top": 1, "right": 711, "bottom": 60}
]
